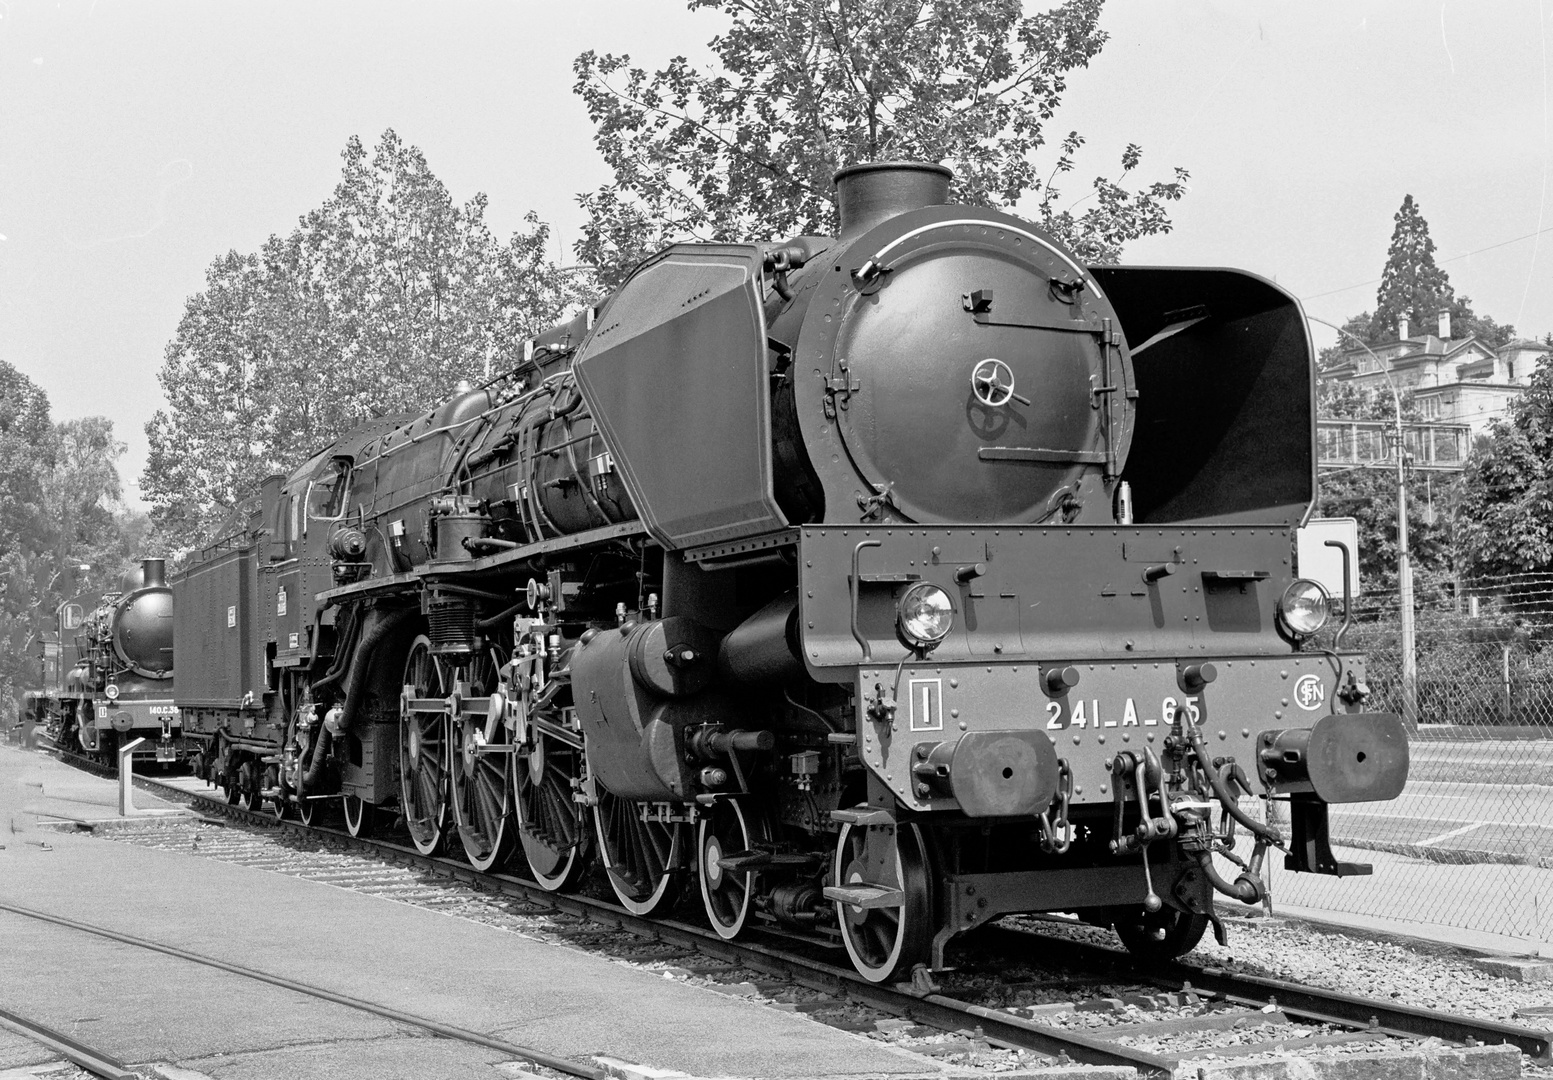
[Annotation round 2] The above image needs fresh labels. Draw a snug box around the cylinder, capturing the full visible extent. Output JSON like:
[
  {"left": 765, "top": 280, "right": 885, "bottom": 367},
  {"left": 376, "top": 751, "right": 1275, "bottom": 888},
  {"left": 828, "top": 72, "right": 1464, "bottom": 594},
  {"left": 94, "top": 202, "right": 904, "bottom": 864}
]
[
  {"left": 718, "top": 596, "right": 803, "bottom": 685},
  {"left": 833, "top": 161, "right": 953, "bottom": 241}
]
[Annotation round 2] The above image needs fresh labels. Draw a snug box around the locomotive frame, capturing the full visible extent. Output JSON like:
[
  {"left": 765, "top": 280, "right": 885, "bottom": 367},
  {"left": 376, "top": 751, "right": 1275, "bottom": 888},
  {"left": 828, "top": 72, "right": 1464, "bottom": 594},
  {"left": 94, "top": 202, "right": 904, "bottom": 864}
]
[{"left": 166, "top": 162, "right": 1408, "bottom": 984}]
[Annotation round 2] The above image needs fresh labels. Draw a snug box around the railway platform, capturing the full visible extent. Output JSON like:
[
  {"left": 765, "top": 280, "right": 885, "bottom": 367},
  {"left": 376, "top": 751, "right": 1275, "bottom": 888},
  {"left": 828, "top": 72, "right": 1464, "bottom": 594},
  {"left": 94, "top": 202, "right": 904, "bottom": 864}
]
[
  {"left": 0, "top": 746, "right": 982, "bottom": 1080},
  {"left": 1, "top": 742, "right": 188, "bottom": 832}
]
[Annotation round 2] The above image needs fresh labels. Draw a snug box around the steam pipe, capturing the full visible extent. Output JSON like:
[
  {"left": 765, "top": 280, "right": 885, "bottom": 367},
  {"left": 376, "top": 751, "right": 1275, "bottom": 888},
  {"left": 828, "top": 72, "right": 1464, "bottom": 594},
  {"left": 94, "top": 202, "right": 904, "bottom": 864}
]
[
  {"left": 335, "top": 610, "right": 411, "bottom": 733},
  {"left": 1195, "top": 848, "right": 1265, "bottom": 905},
  {"left": 303, "top": 728, "right": 332, "bottom": 788},
  {"left": 1182, "top": 717, "right": 1285, "bottom": 849},
  {"left": 311, "top": 610, "right": 364, "bottom": 692}
]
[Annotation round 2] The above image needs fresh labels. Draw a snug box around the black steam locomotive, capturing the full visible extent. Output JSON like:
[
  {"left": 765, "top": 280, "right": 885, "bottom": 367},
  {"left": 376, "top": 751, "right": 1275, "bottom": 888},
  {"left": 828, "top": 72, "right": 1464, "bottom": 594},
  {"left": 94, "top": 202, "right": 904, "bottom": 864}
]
[
  {"left": 24, "top": 560, "right": 182, "bottom": 765},
  {"left": 167, "top": 162, "right": 1407, "bottom": 982}
]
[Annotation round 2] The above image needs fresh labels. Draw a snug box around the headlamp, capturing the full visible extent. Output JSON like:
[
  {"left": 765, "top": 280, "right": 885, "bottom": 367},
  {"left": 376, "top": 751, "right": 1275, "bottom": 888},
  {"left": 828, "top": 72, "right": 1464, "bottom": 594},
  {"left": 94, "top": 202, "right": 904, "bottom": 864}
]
[
  {"left": 898, "top": 583, "right": 954, "bottom": 650},
  {"left": 1279, "top": 579, "right": 1331, "bottom": 637}
]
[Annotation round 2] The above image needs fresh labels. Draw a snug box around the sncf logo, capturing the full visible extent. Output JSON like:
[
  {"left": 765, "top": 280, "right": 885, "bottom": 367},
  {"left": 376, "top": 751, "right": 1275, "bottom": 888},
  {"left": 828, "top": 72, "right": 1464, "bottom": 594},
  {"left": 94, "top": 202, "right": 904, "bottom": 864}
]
[{"left": 1293, "top": 674, "right": 1325, "bottom": 711}]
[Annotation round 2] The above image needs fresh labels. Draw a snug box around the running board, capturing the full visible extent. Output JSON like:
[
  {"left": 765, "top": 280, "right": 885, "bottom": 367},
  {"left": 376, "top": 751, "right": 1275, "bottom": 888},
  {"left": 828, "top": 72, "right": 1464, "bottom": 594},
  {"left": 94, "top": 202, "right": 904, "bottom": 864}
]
[{"left": 823, "top": 883, "right": 904, "bottom": 909}]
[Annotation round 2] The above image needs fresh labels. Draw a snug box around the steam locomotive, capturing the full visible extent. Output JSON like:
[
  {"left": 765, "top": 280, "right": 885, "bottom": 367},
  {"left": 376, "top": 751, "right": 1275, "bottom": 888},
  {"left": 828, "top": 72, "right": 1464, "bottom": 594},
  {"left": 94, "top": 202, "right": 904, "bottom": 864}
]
[
  {"left": 25, "top": 561, "right": 182, "bottom": 765},
  {"left": 166, "top": 161, "right": 1407, "bottom": 982}
]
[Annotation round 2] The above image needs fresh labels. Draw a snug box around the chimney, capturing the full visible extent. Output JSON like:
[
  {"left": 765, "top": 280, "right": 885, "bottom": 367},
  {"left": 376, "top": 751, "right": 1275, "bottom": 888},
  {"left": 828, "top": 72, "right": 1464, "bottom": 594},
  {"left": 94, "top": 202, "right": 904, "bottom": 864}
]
[
  {"left": 141, "top": 558, "right": 167, "bottom": 589},
  {"left": 1398, "top": 310, "right": 1412, "bottom": 340},
  {"left": 1438, "top": 309, "right": 1451, "bottom": 339},
  {"left": 833, "top": 162, "right": 953, "bottom": 241}
]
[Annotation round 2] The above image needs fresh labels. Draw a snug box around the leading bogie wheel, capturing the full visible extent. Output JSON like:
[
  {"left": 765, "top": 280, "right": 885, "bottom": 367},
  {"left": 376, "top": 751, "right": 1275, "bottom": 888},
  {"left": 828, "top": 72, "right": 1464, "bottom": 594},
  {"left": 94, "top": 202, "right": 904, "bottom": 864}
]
[
  {"left": 342, "top": 794, "right": 375, "bottom": 837},
  {"left": 594, "top": 788, "right": 685, "bottom": 916},
  {"left": 296, "top": 780, "right": 319, "bottom": 827},
  {"left": 514, "top": 728, "right": 588, "bottom": 891},
  {"left": 1110, "top": 904, "right": 1209, "bottom": 963},
  {"left": 698, "top": 799, "right": 761, "bottom": 940},
  {"left": 451, "top": 649, "right": 514, "bottom": 872},
  {"left": 399, "top": 635, "right": 450, "bottom": 857},
  {"left": 268, "top": 763, "right": 289, "bottom": 822},
  {"left": 833, "top": 820, "right": 934, "bottom": 984}
]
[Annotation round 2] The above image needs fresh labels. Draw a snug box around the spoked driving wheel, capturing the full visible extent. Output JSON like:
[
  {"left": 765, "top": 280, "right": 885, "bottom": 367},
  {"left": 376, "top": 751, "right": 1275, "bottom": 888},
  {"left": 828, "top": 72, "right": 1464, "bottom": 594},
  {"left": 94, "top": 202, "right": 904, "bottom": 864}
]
[
  {"left": 698, "top": 799, "right": 763, "bottom": 939},
  {"left": 342, "top": 795, "right": 374, "bottom": 837},
  {"left": 451, "top": 649, "right": 514, "bottom": 872},
  {"left": 400, "top": 635, "right": 450, "bottom": 856},
  {"left": 594, "top": 788, "right": 686, "bottom": 916},
  {"left": 832, "top": 820, "right": 933, "bottom": 984},
  {"left": 514, "top": 726, "right": 589, "bottom": 891},
  {"left": 1110, "top": 904, "right": 1209, "bottom": 963}
]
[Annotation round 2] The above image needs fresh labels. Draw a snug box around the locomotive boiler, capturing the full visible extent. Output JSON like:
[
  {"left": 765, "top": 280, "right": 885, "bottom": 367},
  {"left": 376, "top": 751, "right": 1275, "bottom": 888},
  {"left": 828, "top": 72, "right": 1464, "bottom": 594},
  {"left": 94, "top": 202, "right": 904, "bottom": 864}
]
[
  {"left": 36, "top": 559, "right": 182, "bottom": 765},
  {"left": 169, "top": 161, "right": 1408, "bottom": 981}
]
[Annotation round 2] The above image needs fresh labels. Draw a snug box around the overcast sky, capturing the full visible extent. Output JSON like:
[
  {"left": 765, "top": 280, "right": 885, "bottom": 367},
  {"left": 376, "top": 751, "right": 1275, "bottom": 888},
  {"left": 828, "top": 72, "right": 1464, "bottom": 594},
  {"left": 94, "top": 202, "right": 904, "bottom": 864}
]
[{"left": 2, "top": 0, "right": 1549, "bottom": 506}]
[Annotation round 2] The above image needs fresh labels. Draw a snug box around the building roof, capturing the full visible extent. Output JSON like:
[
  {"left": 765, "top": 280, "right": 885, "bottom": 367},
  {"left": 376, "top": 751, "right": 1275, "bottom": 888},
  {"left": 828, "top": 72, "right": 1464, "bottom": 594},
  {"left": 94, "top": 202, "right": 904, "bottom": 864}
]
[{"left": 1338, "top": 334, "right": 1491, "bottom": 364}]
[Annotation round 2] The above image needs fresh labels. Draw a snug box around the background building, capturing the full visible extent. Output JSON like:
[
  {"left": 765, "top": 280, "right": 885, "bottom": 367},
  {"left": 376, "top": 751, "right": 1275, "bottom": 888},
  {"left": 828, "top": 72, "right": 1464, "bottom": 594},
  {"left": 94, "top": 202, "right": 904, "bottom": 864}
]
[{"left": 1322, "top": 309, "right": 1550, "bottom": 438}]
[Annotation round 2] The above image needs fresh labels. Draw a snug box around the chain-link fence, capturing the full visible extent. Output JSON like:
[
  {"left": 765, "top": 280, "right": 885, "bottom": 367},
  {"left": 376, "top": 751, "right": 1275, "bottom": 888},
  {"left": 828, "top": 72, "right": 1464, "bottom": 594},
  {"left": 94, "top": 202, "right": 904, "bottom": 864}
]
[{"left": 1271, "top": 573, "right": 1553, "bottom": 944}]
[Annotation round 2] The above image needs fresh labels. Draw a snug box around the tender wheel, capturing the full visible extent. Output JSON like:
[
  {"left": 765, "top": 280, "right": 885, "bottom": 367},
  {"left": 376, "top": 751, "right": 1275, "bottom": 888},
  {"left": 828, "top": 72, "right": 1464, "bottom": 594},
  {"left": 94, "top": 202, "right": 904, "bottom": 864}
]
[
  {"left": 222, "top": 754, "right": 240, "bottom": 805},
  {"left": 237, "top": 758, "right": 265, "bottom": 812},
  {"left": 698, "top": 799, "right": 760, "bottom": 939},
  {"left": 594, "top": 788, "right": 685, "bottom": 916},
  {"left": 343, "top": 795, "right": 375, "bottom": 837},
  {"left": 451, "top": 650, "right": 514, "bottom": 872},
  {"left": 400, "top": 635, "right": 450, "bottom": 856},
  {"left": 515, "top": 728, "right": 588, "bottom": 891},
  {"left": 1111, "top": 905, "right": 1210, "bottom": 963},
  {"left": 833, "top": 820, "right": 933, "bottom": 984}
]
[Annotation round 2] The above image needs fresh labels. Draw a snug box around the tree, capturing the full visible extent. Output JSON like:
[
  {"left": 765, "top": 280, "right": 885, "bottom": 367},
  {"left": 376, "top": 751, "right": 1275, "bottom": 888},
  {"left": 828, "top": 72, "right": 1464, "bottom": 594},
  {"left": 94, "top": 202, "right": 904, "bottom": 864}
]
[
  {"left": 0, "top": 364, "right": 139, "bottom": 722},
  {"left": 1368, "top": 194, "right": 1513, "bottom": 346},
  {"left": 1316, "top": 312, "right": 1372, "bottom": 370},
  {"left": 1456, "top": 361, "right": 1553, "bottom": 578},
  {"left": 144, "top": 131, "right": 591, "bottom": 549},
  {"left": 573, "top": 0, "right": 1189, "bottom": 286}
]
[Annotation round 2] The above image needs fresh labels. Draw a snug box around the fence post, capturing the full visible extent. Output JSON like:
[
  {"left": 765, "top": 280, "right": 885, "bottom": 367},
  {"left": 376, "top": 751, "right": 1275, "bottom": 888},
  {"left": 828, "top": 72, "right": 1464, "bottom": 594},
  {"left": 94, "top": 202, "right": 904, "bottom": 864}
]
[
  {"left": 1503, "top": 644, "right": 1514, "bottom": 723},
  {"left": 117, "top": 737, "right": 146, "bottom": 816}
]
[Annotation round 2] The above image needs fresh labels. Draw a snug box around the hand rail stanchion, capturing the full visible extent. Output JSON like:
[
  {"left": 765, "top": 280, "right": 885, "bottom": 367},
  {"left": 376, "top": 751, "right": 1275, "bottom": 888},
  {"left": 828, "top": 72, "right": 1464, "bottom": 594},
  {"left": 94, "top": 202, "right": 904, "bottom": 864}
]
[{"left": 118, "top": 737, "right": 146, "bottom": 817}]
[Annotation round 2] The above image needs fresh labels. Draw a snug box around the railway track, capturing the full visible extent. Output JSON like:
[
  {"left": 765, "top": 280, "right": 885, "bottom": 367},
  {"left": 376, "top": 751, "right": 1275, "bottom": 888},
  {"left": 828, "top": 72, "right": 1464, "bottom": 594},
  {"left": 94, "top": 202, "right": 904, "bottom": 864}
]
[
  {"left": 0, "top": 1002, "right": 138, "bottom": 1080},
  {"left": 41, "top": 748, "right": 1553, "bottom": 1077}
]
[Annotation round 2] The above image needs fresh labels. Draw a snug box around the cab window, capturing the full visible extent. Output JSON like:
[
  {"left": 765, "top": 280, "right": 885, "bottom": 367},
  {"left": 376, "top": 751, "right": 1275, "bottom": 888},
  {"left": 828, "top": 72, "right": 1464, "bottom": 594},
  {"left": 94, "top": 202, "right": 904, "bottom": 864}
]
[{"left": 308, "top": 458, "right": 351, "bottom": 520}]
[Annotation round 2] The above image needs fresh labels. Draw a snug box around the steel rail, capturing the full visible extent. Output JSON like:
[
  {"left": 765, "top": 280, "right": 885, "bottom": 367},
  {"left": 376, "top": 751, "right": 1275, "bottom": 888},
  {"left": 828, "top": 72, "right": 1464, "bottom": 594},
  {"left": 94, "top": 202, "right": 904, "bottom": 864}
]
[
  {"left": 45, "top": 752, "right": 1553, "bottom": 1076},
  {"left": 0, "top": 899, "right": 606, "bottom": 1080},
  {"left": 116, "top": 771, "right": 1173, "bottom": 1075},
  {"left": 0, "top": 1005, "right": 140, "bottom": 1080},
  {"left": 982, "top": 925, "right": 1553, "bottom": 1063}
]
